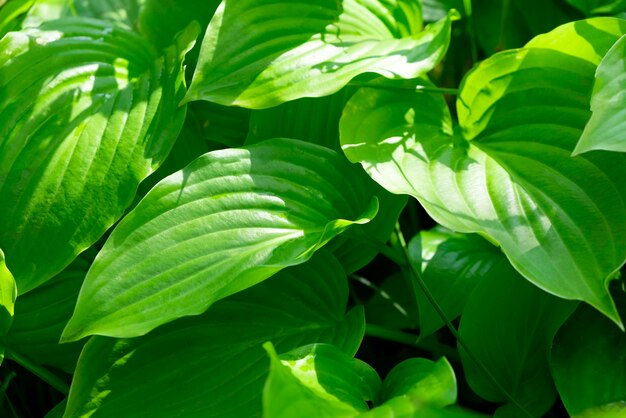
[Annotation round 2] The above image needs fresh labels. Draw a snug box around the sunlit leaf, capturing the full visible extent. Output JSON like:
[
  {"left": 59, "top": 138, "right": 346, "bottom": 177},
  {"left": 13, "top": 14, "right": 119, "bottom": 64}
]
[
  {"left": 64, "top": 251, "right": 366, "bottom": 418},
  {"left": 184, "top": 0, "right": 453, "bottom": 108},
  {"left": 62, "top": 138, "right": 378, "bottom": 341},
  {"left": 340, "top": 18, "right": 626, "bottom": 325},
  {"left": 565, "top": 0, "right": 626, "bottom": 15},
  {"left": 0, "top": 18, "right": 196, "bottom": 293},
  {"left": 0, "top": 249, "right": 17, "bottom": 365}
]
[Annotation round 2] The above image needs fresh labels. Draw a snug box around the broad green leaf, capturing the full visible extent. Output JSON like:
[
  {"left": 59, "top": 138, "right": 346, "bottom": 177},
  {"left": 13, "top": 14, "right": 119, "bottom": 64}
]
[
  {"left": 458, "top": 263, "right": 577, "bottom": 417},
  {"left": 64, "top": 251, "right": 366, "bottom": 418},
  {"left": 422, "top": 0, "right": 465, "bottom": 22},
  {"left": 4, "top": 256, "right": 87, "bottom": 373},
  {"left": 551, "top": 302, "right": 626, "bottom": 415},
  {"left": 263, "top": 342, "right": 380, "bottom": 418},
  {"left": 191, "top": 101, "right": 250, "bottom": 148},
  {"left": 340, "top": 18, "right": 626, "bottom": 325},
  {"left": 62, "top": 138, "right": 378, "bottom": 341},
  {"left": 0, "top": 0, "right": 33, "bottom": 37},
  {"left": 71, "top": 0, "right": 145, "bottom": 29},
  {"left": 184, "top": 0, "right": 454, "bottom": 109},
  {"left": 363, "top": 272, "right": 419, "bottom": 330},
  {"left": 0, "top": 18, "right": 195, "bottom": 293},
  {"left": 408, "top": 227, "right": 499, "bottom": 338},
  {"left": 565, "top": 0, "right": 626, "bottom": 15},
  {"left": 574, "top": 403, "right": 626, "bottom": 418},
  {"left": 575, "top": 34, "right": 626, "bottom": 154},
  {"left": 0, "top": 249, "right": 17, "bottom": 365}
]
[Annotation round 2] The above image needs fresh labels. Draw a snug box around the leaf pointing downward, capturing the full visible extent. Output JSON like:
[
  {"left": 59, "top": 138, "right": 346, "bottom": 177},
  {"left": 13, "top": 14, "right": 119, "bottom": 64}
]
[{"left": 62, "top": 138, "right": 377, "bottom": 341}]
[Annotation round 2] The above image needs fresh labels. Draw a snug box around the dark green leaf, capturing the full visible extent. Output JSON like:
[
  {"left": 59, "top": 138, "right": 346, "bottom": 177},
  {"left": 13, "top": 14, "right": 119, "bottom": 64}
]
[
  {"left": 565, "top": 0, "right": 626, "bottom": 15},
  {"left": 184, "top": 0, "right": 453, "bottom": 108},
  {"left": 64, "top": 251, "right": 366, "bottom": 418},
  {"left": 458, "top": 263, "right": 577, "bottom": 417},
  {"left": 340, "top": 18, "right": 626, "bottom": 325},
  {"left": 191, "top": 101, "right": 250, "bottom": 148},
  {"left": 62, "top": 138, "right": 378, "bottom": 341},
  {"left": 551, "top": 302, "right": 626, "bottom": 415},
  {"left": 0, "top": 18, "right": 195, "bottom": 293}
]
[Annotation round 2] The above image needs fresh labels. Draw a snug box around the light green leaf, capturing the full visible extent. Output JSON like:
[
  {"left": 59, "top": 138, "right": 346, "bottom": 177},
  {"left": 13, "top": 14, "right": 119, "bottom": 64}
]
[
  {"left": 551, "top": 301, "right": 626, "bottom": 416},
  {"left": 408, "top": 227, "right": 499, "bottom": 338},
  {"left": 458, "top": 263, "right": 577, "bottom": 417},
  {"left": 0, "top": 0, "right": 33, "bottom": 38},
  {"left": 5, "top": 255, "right": 87, "bottom": 373},
  {"left": 574, "top": 403, "right": 626, "bottom": 418},
  {"left": 340, "top": 18, "right": 626, "bottom": 326},
  {"left": 263, "top": 342, "right": 380, "bottom": 418},
  {"left": 70, "top": 0, "right": 145, "bottom": 29},
  {"left": 184, "top": 0, "right": 454, "bottom": 109},
  {"left": 63, "top": 251, "right": 366, "bottom": 418},
  {"left": 575, "top": 34, "right": 626, "bottom": 154},
  {"left": 565, "top": 0, "right": 626, "bottom": 15},
  {"left": 0, "top": 249, "right": 17, "bottom": 365},
  {"left": 0, "top": 18, "right": 195, "bottom": 293},
  {"left": 62, "top": 138, "right": 378, "bottom": 341}
]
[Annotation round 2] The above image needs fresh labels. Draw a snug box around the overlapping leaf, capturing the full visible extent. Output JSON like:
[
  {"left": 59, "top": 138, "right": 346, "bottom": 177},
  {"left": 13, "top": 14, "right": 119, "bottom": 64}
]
[
  {"left": 340, "top": 17, "right": 626, "bottom": 325},
  {"left": 0, "top": 249, "right": 17, "bottom": 365},
  {"left": 565, "top": 0, "right": 626, "bottom": 15},
  {"left": 575, "top": 34, "right": 626, "bottom": 153},
  {"left": 184, "top": 0, "right": 453, "bottom": 108},
  {"left": 62, "top": 138, "right": 377, "bottom": 341},
  {"left": 63, "top": 251, "right": 366, "bottom": 418},
  {"left": 0, "top": 18, "right": 195, "bottom": 293}
]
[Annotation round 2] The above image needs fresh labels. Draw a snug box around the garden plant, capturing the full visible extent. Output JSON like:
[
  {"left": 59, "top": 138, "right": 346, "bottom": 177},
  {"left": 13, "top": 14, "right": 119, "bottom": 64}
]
[{"left": 0, "top": 0, "right": 626, "bottom": 417}]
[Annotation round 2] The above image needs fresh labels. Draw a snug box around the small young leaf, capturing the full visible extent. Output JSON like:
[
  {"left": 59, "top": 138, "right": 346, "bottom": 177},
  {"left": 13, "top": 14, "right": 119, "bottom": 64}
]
[
  {"left": 263, "top": 342, "right": 380, "bottom": 418},
  {"left": 0, "top": 18, "right": 195, "bottom": 293},
  {"left": 64, "top": 251, "right": 366, "bottom": 418},
  {"left": 575, "top": 34, "right": 626, "bottom": 154},
  {"left": 62, "top": 138, "right": 378, "bottom": 341},
  {"left": 184, "top": 0, "right": 454, "bottom": 108},
  {"left": 551, "top": 302, "right": 626, "bottom": 416}
]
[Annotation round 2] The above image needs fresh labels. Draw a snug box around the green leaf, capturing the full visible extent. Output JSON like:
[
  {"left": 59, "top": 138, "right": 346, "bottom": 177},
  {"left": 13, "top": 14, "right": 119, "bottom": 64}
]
[
  {"left": 458, "top": 262, "right": 577, "bottom": 417},
  {"left": 184, "top": 0, "right": 454, "bottom": 109},
  {"left": 62, "top": 138, "right": 378, "bottom": 341},
  {"left": 340, "top": 18, "right": 626, "bottom": 326},
  {"left": 363, "top": 272, "right": 419, "bottom": 330},
  {"left": 0, "top": 249, "right": 17, "bottom": 365},
  {"left": 575, "top": 34, "right": 626, "bottom": 154},
  {"left": 0, "top": 18, "right": 195, "bottom": 293},
  {"left": 63, "top": 251, "right": 366, "bottom": 418},
  {"left": 70, "top": 0, "right": 145, "bottom": 29},
  {"left": 263, "top": 342, "right": 380, "bottom": 418},
  {"left": 551, "top": 302, "right": 626, "bottom": 415},
  {"left": 191, "top": 101, "right": 250, "bottom": 148},
  {"left": 565, "top": 0, "right": 626, "bottom": 15},
  {"left": 408, "top": 227, "right": 499, "bottom": 338},
  {"left": 5, "top": 256, "right": 87, "bottom": 373},
  {"left": 574, "top": 403, "right": 626, "bottom": 418},
  {"left": 0, "top": 0, "right": 33, "bottom": 38}
]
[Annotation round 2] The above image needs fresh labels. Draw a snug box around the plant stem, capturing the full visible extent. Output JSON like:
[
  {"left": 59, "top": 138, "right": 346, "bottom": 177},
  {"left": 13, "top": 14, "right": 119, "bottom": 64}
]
[
  {"left": 365, "top": 324, "right": 460, "bottom": 362},
  {"left": 347, "top": 81, "right": 459, "bottom": 95},
  {"left": 393, "top": 224, "right": 533, "bottom": 417},
  {"left": 5, "top": 349, "right": 70, "bottom": 396}
]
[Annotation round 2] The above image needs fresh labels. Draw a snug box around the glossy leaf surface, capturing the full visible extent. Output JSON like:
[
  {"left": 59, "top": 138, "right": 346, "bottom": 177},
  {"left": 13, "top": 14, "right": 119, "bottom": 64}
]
[
  {"left": 408, "top": 227, "right": 498, "bottom": 337},
  {"left": 185, "top": 0, "right": 453, "bottom": 108},
  {"left": 576, "top": 34, "right": 626, "bottom": 154},
  {"left": 62, "top": 138, "right": 377, "bottom": 341},
  {"left": 551, "top": 302, "right": 626, "bottom": 415},
  {"left": 341, "top": 18, "right": 626, "bottom": 325},
  {"left": 458, "top": 263, "right": 577, "bottom": 417},
  {"left": 64, "top": 251, "right": 365, "bottom": 418},
  {"left": 0, "top": 18, "right": 194, "bottom": 293},
  {"left": 263, "top": 342, "right": 379, "bottom": 418}
]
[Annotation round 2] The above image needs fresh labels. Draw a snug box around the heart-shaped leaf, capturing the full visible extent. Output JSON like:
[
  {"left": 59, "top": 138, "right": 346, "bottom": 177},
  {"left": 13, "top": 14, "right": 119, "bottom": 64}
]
[
  {"left": 63, "top": 251, "right": 366, "bottom": 418},
  {"left": 184, "top": 0, "right": 454, "bottom": 109},
  {"left": 62, "top": 138, "right": 377, "bottom": 341},
  {"left": 0, "top": 18, "right": 195, "bottom": 293},
  {"left": 575, "top": 34, "right": 626, "bottom": 154},
  {"left": 340, "top": 18, "right": 626, "bottom": 326}
]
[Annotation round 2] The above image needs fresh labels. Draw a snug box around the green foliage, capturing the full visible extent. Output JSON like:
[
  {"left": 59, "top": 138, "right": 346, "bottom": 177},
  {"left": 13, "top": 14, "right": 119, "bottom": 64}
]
[{"left": 1, "top": 1, "right": 626, "bottom": 417}]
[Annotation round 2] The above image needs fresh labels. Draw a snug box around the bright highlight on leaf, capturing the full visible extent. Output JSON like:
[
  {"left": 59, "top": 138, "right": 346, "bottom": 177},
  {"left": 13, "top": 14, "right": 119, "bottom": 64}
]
[
  {"left": 0, "top": 18, "right": 195, "bottom": 293},
  {"left": 0, "top": 249, "right": 17, "bottom": 365},
  {"left": 184, "top": 0, "right": 455, "bottom": 109},
  {"left": 340, "top": 18, "right": 626, "bottom": 327},
  {"left": 62, "top": 138, "right": 378, "bottom": 341}
]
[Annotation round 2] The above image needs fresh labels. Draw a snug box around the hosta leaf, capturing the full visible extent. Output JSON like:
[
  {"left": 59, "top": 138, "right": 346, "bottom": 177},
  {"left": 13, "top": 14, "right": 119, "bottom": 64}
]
[
  {"left": 565, "top": 0, "right": 626, "bottom": 15},
  {"left": 5, "top": 256, "right": 87, "bottom": 373},
  {"left": 0, "top": 0, "right": 33, "bottom": 38},
  {"left": 458, "top": 264, "right": 577, "bottom": 417},
  {"left": 575, "top": 403, "right": 626, "bottom": 418},
  {"left": 263, "top": 342, "right": 380, "bottom": 418},
  {"left": 191, "top": 101, "right": 250, "bottom": 148},
  {"left": 575, "top": 34, "right": 626, "bottom": 154},
  {"left": 184, "top": 0, "right": 454, "bottom": 109},
  {"left": 70, "top": 0, "right": 145, "bottom": 29},
  {"left": 551, "top": 301, "right": 626, "bottom": 415},
  {"left": 64, "top": 251, "right": 366, "bottom": 418},
  {"left": 0, "top": 249, "right": 17, "bottom": 365},
  {"left": 340, "top": 18, "right": 626, "bottom": 325},
  {"left": 62, "top": 138, "right": 377, "bottom": 341},
  {"left": 0, "top": 18, "right": 195, "bottom": 293},
  {"left": 363, "top": 272, "right": 419, "bottom": 330},
  {"left": 408, "top": 228, "right": 499, "bottom": 338}
]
